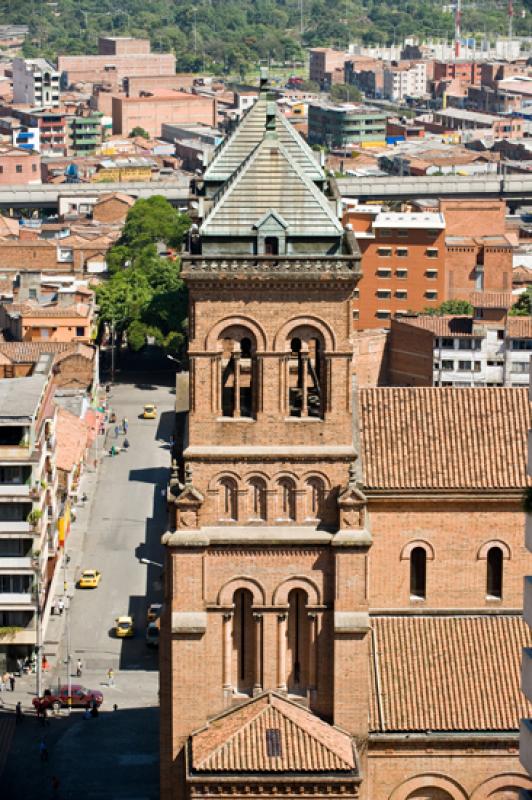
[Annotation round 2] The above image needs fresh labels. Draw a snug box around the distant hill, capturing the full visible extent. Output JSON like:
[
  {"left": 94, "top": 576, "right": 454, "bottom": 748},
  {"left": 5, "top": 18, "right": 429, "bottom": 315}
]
[{"left": 5, "top": 0, "right": 532, "bottom": 73}]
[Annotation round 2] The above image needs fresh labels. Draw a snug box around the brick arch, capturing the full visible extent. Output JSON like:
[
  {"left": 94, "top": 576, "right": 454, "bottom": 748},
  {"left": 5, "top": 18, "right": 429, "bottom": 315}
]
[
  {"left": 400, "top": 540, "right": 435, "bottom": 561},
  {"left": 470, "top": 773, "right": 532, "bottom": 799},
  {"left": 300, "top": 469, "right": 332, "bottom": 489},
  {"left": 207, "top": 470, "right": 241, "bottom": 492},
  {"left": 217, "top": 576, "right": 266, "bottom": 606},
  {"left": 272, "top": 576, "right": 321, "bottom": 606},
  {"left": 477, "top": 540, "right": 512, "bottom": 560},
  {"left": 389, "top": 774, "right": 468, "bottom": 800},
  {"left": 244, "top": 470, "right": 270, "bottom": 485},
  {"left": 204, "top": 315, "right": 268, "bottom": 351},
  {"left": 272, "top": 315, "right": 336, "bottom": 352},
  {"left": 272, "top": 470, "right": 301, "bottom": 488}
]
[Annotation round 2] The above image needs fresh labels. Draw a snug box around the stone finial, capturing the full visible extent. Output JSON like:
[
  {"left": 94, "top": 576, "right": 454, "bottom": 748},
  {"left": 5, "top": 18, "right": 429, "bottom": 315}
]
[
  {"left": 170, "top": 459, "right": 179, "bottom": 486},
  {"left": 348, "top": 459, "right": 357, "bottom": 486},
  {"left": 184, "top": 464, "right": 193, "bottom": 486}
]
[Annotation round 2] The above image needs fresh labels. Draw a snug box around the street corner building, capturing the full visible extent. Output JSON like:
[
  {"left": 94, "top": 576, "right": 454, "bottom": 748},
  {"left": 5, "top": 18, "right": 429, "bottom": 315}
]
[{"left": 158, "top": 82, "right": 532, "bottom": 800}]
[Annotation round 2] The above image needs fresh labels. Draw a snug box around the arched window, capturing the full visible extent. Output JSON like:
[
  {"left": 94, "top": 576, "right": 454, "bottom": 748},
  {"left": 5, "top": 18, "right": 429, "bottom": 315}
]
[
  {"left": 220, "top": 330, "right": 256, "bottom": 419},
  {"left": 287, "top": 330, "right": 324, "bottom": 418},
  {"left": 305, "top": 477, "right": 325, "bottom": 521},
  {"left": 287, "top": 589, "right": 310, "bottom": 693},
  {"left": 410, "top": 547, "right": 426, "bottom": 599},
  {"left": 233, "top": 589, "right": 254, "bottom": 693},
  {"left": 219, "top": 477, "right": 238, "bottom": 521},
  {"left": 248, "top": 477, "right": 267, "bottom": 522},
  {"left": 278, "top": 477, "right": 296, "bottom": 522},
  {"left": 486, "top": 546, "right": 503, "bottom": 599}
]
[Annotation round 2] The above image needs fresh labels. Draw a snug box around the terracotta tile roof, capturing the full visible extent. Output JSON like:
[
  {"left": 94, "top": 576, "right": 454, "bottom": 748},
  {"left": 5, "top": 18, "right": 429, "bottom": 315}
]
[
  {"left": 470, "top": 290, "right": 514, "bottom": 308},
  {"left": 191, "top": 692, "right": 356, "bottom": 773},
  {"left": 370, "top": 615, "right": 532, "bottom": 732},
  {"left": 0, "top": 342, "right": 94, "bottom": 364},
  {"left": 55, "top": 407, "right": 89, "bottom": 473},
  {"left": 4, "top": 302, "right": 90, "bottom": 319},
  {"left": 397, "top": 315, "right": 474, "bottom": 337},
  {"left": 507, "top": 317, "right": 532, "bottom": 338},
  {"left": 358, "top": 387, "right": 530, "bottom": 490}
]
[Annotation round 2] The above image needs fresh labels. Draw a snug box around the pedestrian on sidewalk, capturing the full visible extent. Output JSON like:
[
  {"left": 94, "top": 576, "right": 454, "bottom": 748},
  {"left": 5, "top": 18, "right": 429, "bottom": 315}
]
[
  {"left": 0, "top": 672, "right": 6, "bottom": 692},
  {"left": 76, "top": 658, "right": 82, "bottom": 677},
  {"left": 58, "top": 597, "right": 64, "bottom": 615},
  {"left": 114, "top": 424, "right": 120, "bottom": 439},
  {"left": 9, "top": 673, "right": 15, "bottom": 691},
  {"left": 123, "top": 417, "right": 128, "bottom": 434},
  {"left": 15, "top": 701, "right": 23, "bottom": 722},
  {"left": 42, "top": 654, "right": 49, "bottom": 672},
  {"left": 107, "top": 667, "right": 114, "bottom": 687},
  {"left": 39, "top": 738, "right": 48, "bottom": 762}
]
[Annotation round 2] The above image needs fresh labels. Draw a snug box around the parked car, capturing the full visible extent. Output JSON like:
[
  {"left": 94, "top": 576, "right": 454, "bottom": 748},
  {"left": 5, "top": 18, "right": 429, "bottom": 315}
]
[
  {"left": 146, "top": 621, "right": 159, "bottom": 648},
  {"left": 33, "top": 685, "right": 103, "bottom": 710}
]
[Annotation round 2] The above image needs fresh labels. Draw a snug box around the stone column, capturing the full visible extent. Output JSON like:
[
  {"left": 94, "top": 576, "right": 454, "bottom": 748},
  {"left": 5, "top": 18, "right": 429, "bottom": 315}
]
[
  {"left": 308, "top": 612, "right": 318, "bottom": 691},
  {"left": 233, "top": 345, "right": 241, "bottom": 417},
  {"left": 277, "top": 613, "right": 287, "bottom": 692},
  {"left": 253, "top": 613, "right": 262, "bottom": 695},
  {"left": 300, "top": 349, "right": 309, "bottom": 417},
  {"left": 222, "top": 612, "right": 233, "bottom": 693}
]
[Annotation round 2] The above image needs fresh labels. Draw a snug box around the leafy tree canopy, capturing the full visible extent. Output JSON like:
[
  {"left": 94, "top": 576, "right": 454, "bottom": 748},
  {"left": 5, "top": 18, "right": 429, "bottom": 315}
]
[
  {"left": 422, "top": 299, "right": 473, "bottom": 317},
  {"left": 129, "top": 126, "right": 150, "bottom": 139},
  {"left": 96, "top": 196, "right": 190, "bottom": 356},
  {"left": 9, "top": 0, "right": 532, "bottom": 75},
  {"left": 509, "top": 288, "right": 532, "bottom": 317}
]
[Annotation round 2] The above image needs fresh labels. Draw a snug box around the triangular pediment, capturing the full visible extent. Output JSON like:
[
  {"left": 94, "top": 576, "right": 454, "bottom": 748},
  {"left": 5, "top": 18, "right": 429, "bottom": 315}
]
[
  {"left": 190, "top": 691, "right": 357, "bottom": 774},
  {"left": 201, "top": 137, "right": 343, "bottom": 239},
  {"left": 253, "top": 209, "right": 289, "bottom": 232},
  {"left": 204, "top": 97, "right": 324, "bottom": 185},
  {"left": 175, "top": 484, "right": 204, "bottom": 506}
]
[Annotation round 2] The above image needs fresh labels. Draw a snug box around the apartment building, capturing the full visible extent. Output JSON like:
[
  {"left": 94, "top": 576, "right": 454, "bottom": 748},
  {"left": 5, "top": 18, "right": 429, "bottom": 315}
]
[
  {"left": 309, "top": 47, "right": 349, "bottom": 87},
  {"left": 345, "top": 206, "right": 445, "bottom": 329},
  {"left": 433, "top": 60, "right": 482, "bottom": 87},
  {"left": 388, "top": 298, "right": 531, "bottom": 387},
  {"left": 12, "top": 58, "right": 60, "bottom": 108},
  {"left": 308, "top": 102, "right": 387, "bottom": 147},
  {"left": 67, "top": 112, "right": 103, "bottom": 156},
  {"left": 383, "top": 61, "right": 427, "bottom": 101},
  {"left": 1, "top": 107, "right": 67, "bottom": 157},
  {"left": 0, "top": 354, "right": 58, "bottom": 672},
  {"left": 0, "top": 145, "right": 41, "bottom": 185},
  {"left": 111, "top": 91, "right": 218, "bottom": 139},
  {"left": 427, "top": 108, "right": 524, "bottom": 139}
]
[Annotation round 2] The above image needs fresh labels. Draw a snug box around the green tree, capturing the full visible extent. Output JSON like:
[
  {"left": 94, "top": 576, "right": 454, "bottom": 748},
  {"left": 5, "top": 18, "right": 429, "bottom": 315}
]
[
  {"left": 126, "top": 319, "right": 150, "bottom": 351},
  {"left": 129, "top": 126, "right": 150, "bottom": 139},
  {"left": 423, "top": 299, "right": 473, "bottom": 317},
  {"left": 121, "top": 196, "right": 190, "bottom": 250},
  {"left": 330, "top": 83, "right": 362, "bottom": 103},
  {"left": 509, "top": 288, "right": 532, "bottom": 317}
]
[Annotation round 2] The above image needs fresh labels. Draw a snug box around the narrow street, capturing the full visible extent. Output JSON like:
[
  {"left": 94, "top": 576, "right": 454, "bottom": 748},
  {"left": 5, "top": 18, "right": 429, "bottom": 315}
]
[{"left": 1, "top": 374, "right": 177, "bottom": 800}]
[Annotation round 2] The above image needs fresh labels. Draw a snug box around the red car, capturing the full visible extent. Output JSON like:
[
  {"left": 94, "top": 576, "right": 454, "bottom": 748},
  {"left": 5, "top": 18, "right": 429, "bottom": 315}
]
[{"left": 32, "top": 684, "right": 103, "bottom": 710}]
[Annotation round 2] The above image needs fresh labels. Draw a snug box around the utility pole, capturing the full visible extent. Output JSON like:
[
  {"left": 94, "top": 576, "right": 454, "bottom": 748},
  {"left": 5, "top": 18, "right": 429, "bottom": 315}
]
[
  {"left": 193, "top": 7, "right": 198, "bottom": 58},
  {"left": 35, "top": 568, "right": 42, "bottom": 698},
  {"left": 508, "top": 0, "right": 514, "bottom": 41},
  {"left": 454, "top": 0, "right": 462, "bottom": 58}
]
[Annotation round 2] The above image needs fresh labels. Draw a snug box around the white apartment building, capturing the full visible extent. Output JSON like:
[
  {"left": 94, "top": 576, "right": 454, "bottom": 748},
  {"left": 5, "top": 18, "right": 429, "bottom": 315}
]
[
  {"left": 12, "top": 58, "right": 60, "bottom": 108},
  {"left": 432, "top": 318, "right": 531, "bottom": 387},
  {"left": 0, "top": 354, "right": 58, "bottom": 672},
  {"left": 383, "top": 62, "right": 427, "bottom": 101}
]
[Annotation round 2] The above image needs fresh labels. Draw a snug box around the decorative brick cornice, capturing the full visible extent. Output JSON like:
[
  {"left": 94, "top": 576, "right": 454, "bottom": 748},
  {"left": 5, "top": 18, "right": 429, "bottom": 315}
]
[{"left": 182, "top": 255, "right": 360, "bottom": 283}]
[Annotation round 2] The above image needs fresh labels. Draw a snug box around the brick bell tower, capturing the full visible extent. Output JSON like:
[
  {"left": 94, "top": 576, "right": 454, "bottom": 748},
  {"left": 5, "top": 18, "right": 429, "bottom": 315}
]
[{"left": 160, "top": 86, "right": 370, "bottom": 799}]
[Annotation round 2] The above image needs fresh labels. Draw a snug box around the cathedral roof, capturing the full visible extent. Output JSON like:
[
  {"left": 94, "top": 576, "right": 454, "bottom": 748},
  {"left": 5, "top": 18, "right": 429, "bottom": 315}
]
[
  {"left": 200, "top": 134, "right": 343, "bottom": 239},
  {"left": 370, "top": 614, "right": 531, "bottom": 732},
  {"left": 358, "top": 387, "right": 530, "bottom": 491},
  {"left": 190, "top": 691, "right": 357, "bottom": 773},
  {"left": 204, "top": 97, "right": 324, "bottom": 185}
]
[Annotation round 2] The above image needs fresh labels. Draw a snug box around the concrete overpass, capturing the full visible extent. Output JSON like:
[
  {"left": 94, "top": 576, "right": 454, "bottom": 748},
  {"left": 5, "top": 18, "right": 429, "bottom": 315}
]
[
  {"left": 336, "top": 173, "right": 532, "bottom": 203},
  {"left": 0, "top": 177, "right": 191, "bottom": 210}
]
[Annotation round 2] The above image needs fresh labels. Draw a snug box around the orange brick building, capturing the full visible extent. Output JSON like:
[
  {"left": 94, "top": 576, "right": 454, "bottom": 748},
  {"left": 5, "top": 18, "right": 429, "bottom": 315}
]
[
  {"left": 160, "top": 89, "right": 532, "bottom": 800},
  {"left": 111, "top": 91, "right": 217, "bottom": 139},
  {"left": 345, "top": 198, "right": 514, "bottom": 330}
]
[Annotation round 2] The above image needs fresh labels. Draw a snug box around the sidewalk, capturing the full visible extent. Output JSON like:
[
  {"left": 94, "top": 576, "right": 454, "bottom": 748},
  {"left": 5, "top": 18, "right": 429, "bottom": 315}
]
[{"left": 0, "top": 426, "right": 108, "bottom": 717}]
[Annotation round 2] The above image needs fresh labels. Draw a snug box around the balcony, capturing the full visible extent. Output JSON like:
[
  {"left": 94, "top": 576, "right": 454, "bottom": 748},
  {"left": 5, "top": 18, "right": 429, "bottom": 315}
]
[
  {"left": 0, "top": 624, "right": 36, "bottom": 645},
  {"left": 0, "top": 520, "right": 31, "bottom": 533},
  {"left": 0, "top": 483, "right": 32, "bottom": 498},
  {"left": 0, "top": 592, "right": 34, "bottom": 605},
  {"left": 0, "top": 556, "right": 33, "bottom": 570}
]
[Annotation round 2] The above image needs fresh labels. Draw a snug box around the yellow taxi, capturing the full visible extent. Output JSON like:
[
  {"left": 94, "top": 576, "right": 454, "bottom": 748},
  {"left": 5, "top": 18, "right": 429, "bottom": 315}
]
[
  {"left": 78, "top": 569, "right": 101, "bottom": 589},
  {"left": 143, "top": 403, "right": 157, "bottom": 419},
  {"left": 114, "top": 615, "right": 135, "bottom": 638}
]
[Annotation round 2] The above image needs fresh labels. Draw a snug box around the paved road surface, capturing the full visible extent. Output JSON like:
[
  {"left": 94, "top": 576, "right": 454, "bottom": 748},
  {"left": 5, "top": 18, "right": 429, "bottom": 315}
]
[{"left": 1, "top": 376, "right": 175, "bottom": 800}]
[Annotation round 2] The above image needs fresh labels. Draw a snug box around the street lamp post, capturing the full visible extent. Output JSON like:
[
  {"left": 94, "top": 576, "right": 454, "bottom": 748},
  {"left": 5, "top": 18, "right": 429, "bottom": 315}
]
[
  {"left": 63, "top": 549, "right": 72, "bottom": 711},
  {"left": 35, "top": 569, "right": 42, "bottom": 698},
  {"left": 139, "top": 557, "right": 164, "bottom": 569}
]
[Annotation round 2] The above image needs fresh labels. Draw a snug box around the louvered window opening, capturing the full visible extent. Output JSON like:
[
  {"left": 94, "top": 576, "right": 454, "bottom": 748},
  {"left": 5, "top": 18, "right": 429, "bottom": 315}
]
[{"left": 266, "top": 727, "right": 282, "bottom": 757}]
